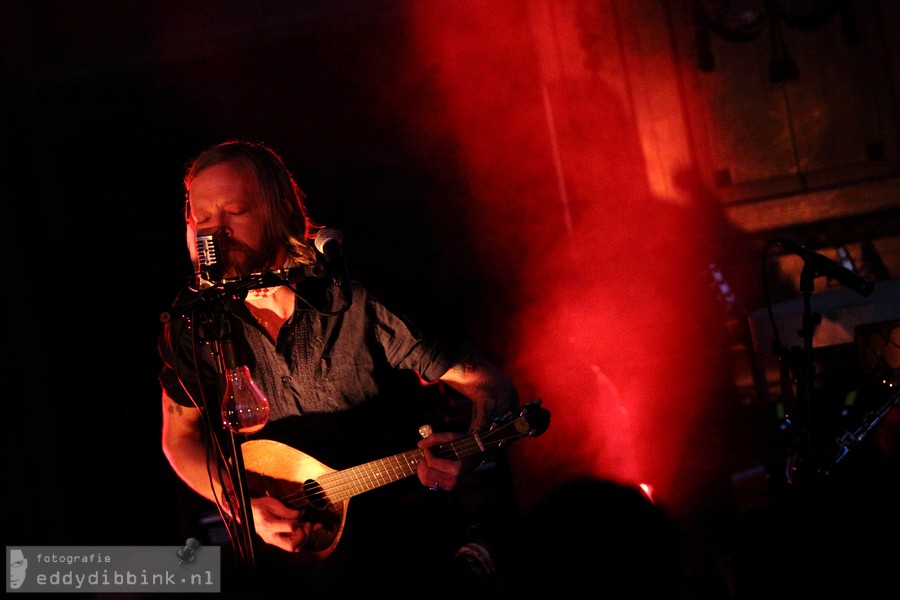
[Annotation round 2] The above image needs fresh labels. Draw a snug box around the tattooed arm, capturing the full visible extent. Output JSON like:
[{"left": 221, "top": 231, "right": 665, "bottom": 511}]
[
  {"left": 415, "top": 343, "right": 519, "bottom": 492},
  {"left": 162, "top": 391, "right": 312, "bottom": 553},
  {"left": 437, "top": 342, "right": 520, "bottom": 433}
]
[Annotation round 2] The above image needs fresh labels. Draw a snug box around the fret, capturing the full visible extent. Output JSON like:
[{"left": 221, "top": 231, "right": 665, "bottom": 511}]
[{"left": 323, "top": 449, "right": 426, "bottom": 503}]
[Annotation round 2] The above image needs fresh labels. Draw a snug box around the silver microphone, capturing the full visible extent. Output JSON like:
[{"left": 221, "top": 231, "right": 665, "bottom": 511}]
[{"left": 195, "top": 228, "right": 226, "bottom": 288}]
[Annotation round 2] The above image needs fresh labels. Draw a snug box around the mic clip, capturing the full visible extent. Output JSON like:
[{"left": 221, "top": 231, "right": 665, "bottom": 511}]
[{"left": 191, "top": 263, "right": 326, "bottom": 294}]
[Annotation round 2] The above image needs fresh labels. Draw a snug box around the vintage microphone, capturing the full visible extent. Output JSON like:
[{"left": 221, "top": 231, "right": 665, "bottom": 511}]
[{"left": 195, "top": 227, "right": 226, "bottom": 289}]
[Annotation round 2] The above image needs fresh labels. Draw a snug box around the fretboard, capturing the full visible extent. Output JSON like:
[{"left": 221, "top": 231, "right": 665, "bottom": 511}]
[{"left": 317, "top": 438, "right": 471, "bottom": 503}]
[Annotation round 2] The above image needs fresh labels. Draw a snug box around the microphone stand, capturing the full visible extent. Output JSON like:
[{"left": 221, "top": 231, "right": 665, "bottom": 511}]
[
  {"left": 192, "top": 290, "right": 258, "bottom": 568},
  {"left": 168, "top": 266, "right": 321, "bottom": 318},
  {"left": 217, "top": 328, "right": 258, "bottom": 567},
  {"left": 794, "top": 261, "right": 872, "bottom": 481},
  {"left": 163, "top": 262, "right": 334, "bottom": 567},
  {"left": 797, "top": 263, "right": 821, "bottom": 481},
  {"left": 771, "top": 238, "right": 876, "bottom": 484}
]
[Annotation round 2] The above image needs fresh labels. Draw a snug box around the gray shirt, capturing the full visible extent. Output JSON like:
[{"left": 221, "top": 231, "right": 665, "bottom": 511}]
[{"left": 159, "top": 279, "right": 462, "bottom": 423}]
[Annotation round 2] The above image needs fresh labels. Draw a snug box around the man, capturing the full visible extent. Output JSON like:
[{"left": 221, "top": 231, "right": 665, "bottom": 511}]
[
  {"left": 9, "top": 549, "right": 28, "bottom": 590},
  {"left": 159, "top": 140, "right": 521, "bottom": 597}
]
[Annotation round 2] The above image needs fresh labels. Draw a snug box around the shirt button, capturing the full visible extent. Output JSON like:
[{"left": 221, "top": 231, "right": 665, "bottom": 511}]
[{"left": 281, "top": 376, "right": 291, "bottom": 388}]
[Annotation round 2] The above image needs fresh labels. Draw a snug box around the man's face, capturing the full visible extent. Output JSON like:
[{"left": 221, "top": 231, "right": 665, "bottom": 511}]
[
  {"left": 187, "top": 160, "right": 279, "bottom": 277},
  {"left": 10, "top": 549, "right": 27, "bottom": 589}
]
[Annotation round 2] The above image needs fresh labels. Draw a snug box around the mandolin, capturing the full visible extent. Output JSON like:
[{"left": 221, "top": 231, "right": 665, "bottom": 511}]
[{"left": 241, "top": 399, "right": 550, "bottom": 560}]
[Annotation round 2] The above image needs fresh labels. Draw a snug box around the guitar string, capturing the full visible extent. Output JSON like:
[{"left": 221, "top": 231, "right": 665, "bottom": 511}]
[
  {"left": 275, "top": 433, "right": 514, "bottom": 508},
  {"left": 277, "top": 435, "right": 522, "bottom": 509},
  {"left": 273, "top": 420, "right": 532, "bottom": 508}
]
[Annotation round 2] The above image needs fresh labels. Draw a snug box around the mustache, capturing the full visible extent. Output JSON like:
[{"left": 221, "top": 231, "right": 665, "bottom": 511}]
[{"left": 222, "top": 237, "right": 272, "bottom": 277}]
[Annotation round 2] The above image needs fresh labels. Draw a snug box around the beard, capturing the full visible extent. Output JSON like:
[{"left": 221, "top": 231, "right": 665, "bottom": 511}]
[{"left": 223, "top": 237, "right": 275, "bottom": 277}]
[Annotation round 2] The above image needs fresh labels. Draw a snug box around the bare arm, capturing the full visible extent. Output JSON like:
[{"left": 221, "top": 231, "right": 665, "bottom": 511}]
[
  {"left": 437, "top": 342, "right": 520, "bottom": 433},
  {"left": 162, "top": 391, "right": 307, "bottom": 552},
  {"left": 416, "top": 343, "right": 519, "bottom": 491},
  {"left": 161, "top": 391, "right": 226, "bottom": 504}
]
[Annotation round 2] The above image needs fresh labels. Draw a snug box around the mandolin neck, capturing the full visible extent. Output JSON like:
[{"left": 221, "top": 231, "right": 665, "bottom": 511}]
[{"left": 318, "top": 437, "right": 477, "bottom": 503}]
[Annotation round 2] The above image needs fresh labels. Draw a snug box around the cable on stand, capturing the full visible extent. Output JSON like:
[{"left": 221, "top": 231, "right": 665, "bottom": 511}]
[{"left": 180, "top": 285, "right": 262, "bottom": 568}]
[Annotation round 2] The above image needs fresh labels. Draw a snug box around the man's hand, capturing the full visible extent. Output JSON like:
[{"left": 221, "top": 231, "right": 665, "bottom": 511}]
[
  {"left": 416, "top": 431, "right": 470, "bottom": 491},
  {"left": 251, "top": 495, "right": 312, "bottom": 553}
]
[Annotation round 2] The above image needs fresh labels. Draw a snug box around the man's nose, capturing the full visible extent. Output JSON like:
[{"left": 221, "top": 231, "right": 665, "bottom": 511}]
[{"left": 206, "top": 212, "right": 230, "bottom": 229}]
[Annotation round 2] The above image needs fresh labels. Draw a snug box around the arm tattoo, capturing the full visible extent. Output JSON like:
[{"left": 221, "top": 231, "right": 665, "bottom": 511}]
[
  {"left": 448, "top": 344, "right": 519, "bottom": 432},
  {"left": 451, "top": 347, "right": 482, "bottom": 377}
]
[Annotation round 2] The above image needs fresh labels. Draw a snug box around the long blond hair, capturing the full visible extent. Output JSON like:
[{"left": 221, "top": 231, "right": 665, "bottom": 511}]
[{"left": 183, "top": 140, "right": 320, "bottom": 271}]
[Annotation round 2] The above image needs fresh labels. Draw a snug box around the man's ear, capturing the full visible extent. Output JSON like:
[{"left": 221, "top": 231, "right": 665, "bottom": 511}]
[{"left": 185, "top": 205, "right": 199, "bottom": 273}]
